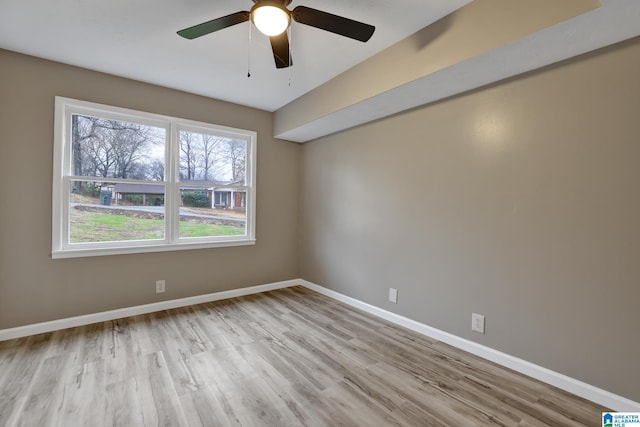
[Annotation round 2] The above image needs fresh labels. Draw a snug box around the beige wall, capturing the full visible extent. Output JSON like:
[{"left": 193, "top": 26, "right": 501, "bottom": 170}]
[
  {"left": 300, "top": 38, "right": 640, "bottom": 402},
  {"left": 0, "top": 49, "right": 300, "bottom": 329}
]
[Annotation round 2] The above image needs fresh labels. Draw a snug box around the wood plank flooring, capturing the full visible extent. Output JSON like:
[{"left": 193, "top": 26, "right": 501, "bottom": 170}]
[{"left": 0, "top": 286, "right": 607, "bottom": 426}]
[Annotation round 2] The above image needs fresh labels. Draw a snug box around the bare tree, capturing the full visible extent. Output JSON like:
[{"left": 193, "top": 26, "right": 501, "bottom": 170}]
[
  {"left": 179, "top": 131, "right": 198, "bottom": 180},
  {"left": 179, "top": 132, "right": 246, "bottom": 183},
  {"left": 110, "top": 123, "right": 151, "bottom": 179},
  {"left": 149, "top": 160, "right": 165, "bottom": 181},
  {"left": 199, "top": 134, "right": 224, "bottom": 181},
  {"left": 71, "top": 115, "right": 101, "bottom": 191},
  {"left": 225, "top": 139, "right": 246, "bottom": 182},
  {"left": 83, "top": 124, "right": 116, "bottom": 177},
  {"left": 73, "top": 116, "right": 160, "bottom": 181}
]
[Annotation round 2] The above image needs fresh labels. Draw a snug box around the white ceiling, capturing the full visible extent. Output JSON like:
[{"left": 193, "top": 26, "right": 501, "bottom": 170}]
[
  {"left": 0, "top": 0, "right": 470, "bottom": 111},
  {"left": 1, "top": 0, "right": 639, "bottom": 143}
]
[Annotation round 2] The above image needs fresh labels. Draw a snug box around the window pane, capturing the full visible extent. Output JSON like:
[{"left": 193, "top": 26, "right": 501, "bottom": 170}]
[
  {"left": 178, "top": 187, "right": 246, "bottom": 238},
  {"left": 54, "top": 97, "right": 255, "bottom": 257},
  {"left": 71, "top": 114, "right": 165, "bottom": 181},
  {"left": 69, "top": 181, "right": 165, "bottom": 243},
  {"left": 178, "top": 130, "right": 246, "bottom": 184}
]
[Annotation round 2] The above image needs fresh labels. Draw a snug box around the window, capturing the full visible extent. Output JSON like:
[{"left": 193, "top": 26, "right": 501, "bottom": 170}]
[{"left": 52, "top": 97, "right": 256, "bottom": 258}]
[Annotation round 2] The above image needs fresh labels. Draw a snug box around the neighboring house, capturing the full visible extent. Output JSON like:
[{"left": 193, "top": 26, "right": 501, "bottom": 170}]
[
  {"left": 209, "top": 185, "right": 246, "bottom": 209},
  {"left": 111, "top": 183, "right": 164, "bottom": 206},
  {"left": 185, "top": 180, "right": 246, "bottom": 209},
  {"left": 212, "top": 189, "right": 245, "bottom": 208},
  {"left": 110, "top": 182, "right": 246, "bottom": 209}
]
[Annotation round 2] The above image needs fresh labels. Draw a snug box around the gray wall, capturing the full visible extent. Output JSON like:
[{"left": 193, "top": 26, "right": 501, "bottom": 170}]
[
  {"left": 299, "top": 38, "right": 640, "bottom": 402},
  {"left": 0, "top": 49, "right": 300, "bottom": 329}
]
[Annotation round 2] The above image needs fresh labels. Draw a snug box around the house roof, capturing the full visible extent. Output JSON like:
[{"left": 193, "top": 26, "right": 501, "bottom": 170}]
[
  {"left": 113, "top": 182, "right": 245, "bottom": 194},
  {"left": 114, "top": 183, "right": 164, "bottom": 194}
]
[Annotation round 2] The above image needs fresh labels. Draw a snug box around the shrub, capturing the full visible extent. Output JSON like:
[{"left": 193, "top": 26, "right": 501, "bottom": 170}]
[
  {"left": 123, "top": 194, "right": 143, "bottom": 205},
  {"left": 79, "top": 184, "right": 101, "bottom": 198},
  {"left": 148, "top": 195, "right": 165, "bottom": 206},
  {"left": 182, "top": 191, "right": 210, "bottom": 208}
]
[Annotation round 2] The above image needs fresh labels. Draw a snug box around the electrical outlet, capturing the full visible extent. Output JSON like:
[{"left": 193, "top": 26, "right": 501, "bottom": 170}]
[
  {"left": 389, "top": 288, "right": 398, "bottom": 304},
  {"left": 471, "top": 313, "right": 485, "bottom": 334},
  {"left": 156, "top": 280, "right": 166, "bottom": 293}
]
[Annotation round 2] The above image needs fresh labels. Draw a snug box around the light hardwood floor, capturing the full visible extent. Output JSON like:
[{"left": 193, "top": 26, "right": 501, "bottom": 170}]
[{"left": 0, "top": 286, "right": 607, "bottom": 426}]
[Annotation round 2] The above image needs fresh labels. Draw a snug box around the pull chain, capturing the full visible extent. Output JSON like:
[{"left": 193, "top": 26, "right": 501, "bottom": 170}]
[
  {"left": 288, "top": 25, "right": 292, "bottom": 86},
  {"left": 247, "top": 19, "right": 252, "bottom": 78}
]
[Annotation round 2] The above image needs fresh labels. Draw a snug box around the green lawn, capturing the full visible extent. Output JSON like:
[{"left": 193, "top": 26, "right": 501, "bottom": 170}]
[{"left": 70, "top": 211, "right": 244, "bottom": 243}]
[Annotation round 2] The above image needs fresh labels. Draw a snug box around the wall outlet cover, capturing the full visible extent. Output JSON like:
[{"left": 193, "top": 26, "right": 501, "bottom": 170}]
[
  {"left": 389, "top": 288, "right": 398, "bottom": 304},
  {"left": 156, "top": 280, "right": 166, "bottom": 293},
  {"left": 472, "top": 313, "right": 485, "bottom": 334}
]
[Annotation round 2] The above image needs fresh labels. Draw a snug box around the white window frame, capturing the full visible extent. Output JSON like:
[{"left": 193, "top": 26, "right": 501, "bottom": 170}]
[{"left": 52, "top": 96, "right": 256, "bottom": 259}]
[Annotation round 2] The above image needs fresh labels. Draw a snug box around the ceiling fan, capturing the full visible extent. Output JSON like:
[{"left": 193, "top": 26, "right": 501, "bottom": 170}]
[{"left": 177, "top": 0, "right": 375, "bottom": 69}]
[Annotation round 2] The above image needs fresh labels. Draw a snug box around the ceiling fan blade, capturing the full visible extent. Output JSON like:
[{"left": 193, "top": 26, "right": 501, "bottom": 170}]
[
  {"left": 177, "top": 11, "right": 250, "bottom": 39},
  {"left": 270, "top": 32, "right": 292, "bottom": 69},
  {"left": 292, "top": 6, "right": 374, "bottom": 42}
]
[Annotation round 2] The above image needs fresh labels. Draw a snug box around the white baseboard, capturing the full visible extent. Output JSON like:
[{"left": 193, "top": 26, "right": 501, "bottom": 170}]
[
  {"left": 2, "top": 277, "right": 637, "bottom": 412},
  {"left": 0, "top": 279, "right": 298, "bottom": 342},
  {"left": 298, "top": 279, "right": 640, "bottom": 412}
]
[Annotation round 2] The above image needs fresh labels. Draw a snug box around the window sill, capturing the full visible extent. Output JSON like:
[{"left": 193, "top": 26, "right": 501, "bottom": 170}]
[{"left": 51, "top": 238, "right": 256, "bottom": 259}]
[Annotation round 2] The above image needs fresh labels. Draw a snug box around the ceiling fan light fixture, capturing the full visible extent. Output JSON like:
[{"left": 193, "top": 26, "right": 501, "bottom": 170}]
[{"left": 251, "top": 3, "right": 290, "bottom": 36}]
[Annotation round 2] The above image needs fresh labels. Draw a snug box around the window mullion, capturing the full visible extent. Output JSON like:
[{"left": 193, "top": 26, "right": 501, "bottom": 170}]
[{"left": 167, "top": 120, "right": 179, "bottom": 244}]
